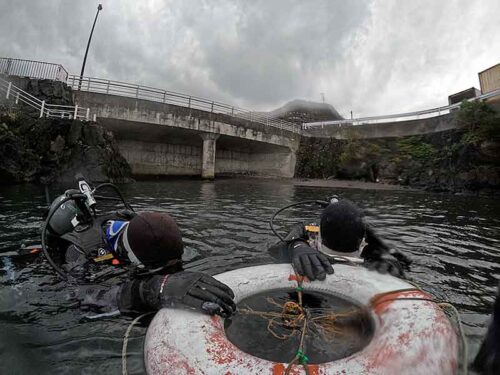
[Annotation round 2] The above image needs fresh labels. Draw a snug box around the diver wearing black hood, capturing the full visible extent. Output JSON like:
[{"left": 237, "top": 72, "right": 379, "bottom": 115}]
[
  {"left": 46, "top": 194, "right": 235, "bottom": 318},
  {"left": 267, "top": 197, "right": 500, "bottom": 374},
  {"left": 268, "top": 198, "right": 411, "bottom": 281}
]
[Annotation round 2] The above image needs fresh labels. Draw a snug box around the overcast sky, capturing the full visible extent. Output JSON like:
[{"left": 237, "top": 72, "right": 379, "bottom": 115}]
[{"left": 1, "top": 0, "right": 499, "bottom": 117}]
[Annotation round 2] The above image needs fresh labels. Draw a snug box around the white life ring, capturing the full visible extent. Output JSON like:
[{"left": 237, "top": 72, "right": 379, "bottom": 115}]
[{"left": 144, "top": 264, "right": 458, "bottom": 375}]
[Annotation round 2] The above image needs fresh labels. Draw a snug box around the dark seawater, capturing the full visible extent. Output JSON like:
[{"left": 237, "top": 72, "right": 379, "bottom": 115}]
[{"left": 0, "top": 179, "right": 499, "bottom": 374}]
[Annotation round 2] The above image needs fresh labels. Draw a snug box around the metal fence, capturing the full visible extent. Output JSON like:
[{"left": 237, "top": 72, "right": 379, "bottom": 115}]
[
  {"left": 0, "top": 76, "right": 92, "bottom": 120},
  {"left": 0, "top": 57, "right": 69, "bottom": 82},
  {"left": 304, "top": 88, "right": 500, "bottom": 129},
  {"left": 68, "top": 75, "right": 302, "bottom": 134}
]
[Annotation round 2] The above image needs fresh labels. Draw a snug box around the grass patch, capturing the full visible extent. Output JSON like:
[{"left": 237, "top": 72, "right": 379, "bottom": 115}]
[{"left": 397, "top": 137, "right": 436, "bottom": 161}]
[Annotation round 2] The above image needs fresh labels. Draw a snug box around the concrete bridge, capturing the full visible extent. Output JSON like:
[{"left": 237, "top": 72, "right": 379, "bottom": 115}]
[
  {"left": 0, "top": 58, "right": 302, "bottom": 179},
  {"left": 72, "top": 87, "right": 301, "bottom": 178},
  {"left": 303, "top": 113, "right": 458, "bottom": 139},
  {"left": 70, "top": 76, "right": 496, "bottom": 179},
  {"left": 2, "top": 57, "right": 499, "bottom": 179},
  {"left": 303, "top": 88, "right": 500, "bottom": 139},
  {"left": 68, "top": 76, "right": 301, "bottom": 179}
]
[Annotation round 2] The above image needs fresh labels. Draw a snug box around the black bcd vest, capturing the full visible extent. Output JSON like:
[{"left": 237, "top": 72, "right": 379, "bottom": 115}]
[{"left": 60, "top": 213, "right": 124, "bottom": 258}]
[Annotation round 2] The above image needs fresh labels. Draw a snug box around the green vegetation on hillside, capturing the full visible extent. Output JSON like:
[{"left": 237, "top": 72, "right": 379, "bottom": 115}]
[
  {"left": 296, "top": 101, "right": 499, "bottom": 193},
  {"left": 397, "top": 137, "right": 436, "bottom": 161},
  {"left": 455, "top": 100, "right": 499, "bottom": 144}
]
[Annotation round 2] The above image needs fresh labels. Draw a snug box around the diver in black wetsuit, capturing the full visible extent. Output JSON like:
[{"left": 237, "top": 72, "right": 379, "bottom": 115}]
[
  {"left": 268, "top": 198, "right": 411, "bottom": 281},
  {"left": 44, "top": 186, "right": 235, "bottom": 318},
  {"left": 268, "top": 197, "right": 500, "bottom": 374},
  {"left": 473, "top": 282, "right": 500, "bottom": 375},
  {"left": 42, "top": 183, "right": 500, "bottom": 373}
]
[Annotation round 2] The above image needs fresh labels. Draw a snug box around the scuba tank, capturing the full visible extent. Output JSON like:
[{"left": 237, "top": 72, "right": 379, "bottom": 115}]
[
  {"left": 41, "top": 174, "right": 134, "bottom": 280},
  {"left": 46, "top": 193, "right": 90, "bottom": 236}
]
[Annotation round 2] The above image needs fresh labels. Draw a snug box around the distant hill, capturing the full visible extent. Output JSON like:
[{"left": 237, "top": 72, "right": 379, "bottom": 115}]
[{"left": 265, "top": 99, "right": 344, "bottom": 124}]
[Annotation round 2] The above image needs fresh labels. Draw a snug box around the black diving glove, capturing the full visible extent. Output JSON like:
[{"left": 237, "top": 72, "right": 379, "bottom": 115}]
[
  {"left": 284, "top": 223, "right": 308, "bottom": 242},
  {"left": 290, "top": 241, "right": 334, "bottom": 281},
  {"left": 159, "top": 271, "right": 236, "bottom": 317},
  {"left": 363, "top": 252, "right": 407, "bottom": 278}
]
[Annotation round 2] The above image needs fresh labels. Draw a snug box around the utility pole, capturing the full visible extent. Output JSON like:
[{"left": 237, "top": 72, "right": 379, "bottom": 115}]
[
  {"left": 320, "top": 93, "right": 325, "bottom": 103},
  {"left": 78, "top": 4, "right": 103, "bottom": 90}
]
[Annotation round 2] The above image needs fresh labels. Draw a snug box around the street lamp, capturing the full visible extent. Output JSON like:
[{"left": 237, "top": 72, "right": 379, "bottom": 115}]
[{"left": 78, "top": 4, "right": 103, "bottom": 90}]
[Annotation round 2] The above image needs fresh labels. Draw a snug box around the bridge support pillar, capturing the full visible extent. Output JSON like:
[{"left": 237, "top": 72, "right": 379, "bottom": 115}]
[{"left": 200, "top": 133, "right": 220, "bottom": 179}]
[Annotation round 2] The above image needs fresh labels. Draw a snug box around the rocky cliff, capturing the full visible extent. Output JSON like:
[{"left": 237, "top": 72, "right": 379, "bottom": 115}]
[
  {"left": 0, "top": 78, "right": 131, "bottom": 184},
  {"left": 0, "top": 108, "right": 131, "bottom": 184}
]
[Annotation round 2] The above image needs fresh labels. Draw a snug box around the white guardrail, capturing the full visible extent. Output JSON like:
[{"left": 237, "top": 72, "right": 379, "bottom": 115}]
[
  {"left": 68, "top": 75, "right": 302, "bottom": 134},
  {"left": 304, "top": 88, "right": 500, "bottom": 129},
  {"left": 0, "top": 57, "right": 68, "bottom": 82},
  {"left": 0, "top": 76, "right": 92, "bottom": 120},
  {"left": 4, "top": 57, "right": 497, "bottom": 132}
]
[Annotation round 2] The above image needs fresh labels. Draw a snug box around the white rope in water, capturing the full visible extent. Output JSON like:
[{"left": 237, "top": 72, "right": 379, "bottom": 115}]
[{"left": 122, "top": 313, "right": 154, "bottom": 375}]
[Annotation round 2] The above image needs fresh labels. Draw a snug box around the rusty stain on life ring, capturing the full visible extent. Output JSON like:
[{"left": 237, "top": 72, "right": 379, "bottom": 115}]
[
  {"left": 370, "top": 289, "right": 431, "bottom": 315},
  {"left": 288, "top": 274, "right": 309, "bottom": 283}
]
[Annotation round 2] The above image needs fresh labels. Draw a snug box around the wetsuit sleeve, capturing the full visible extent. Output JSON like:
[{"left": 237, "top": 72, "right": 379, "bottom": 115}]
[
  {"left": 70, "top": 284, "right": 122, "bottom": 316},
  {"left": 62, "top": 245, "right": 123, "bottom": 315},
  {"left": 363, "top": 226, "right": 411, "bottom": 265},
  {"left": 361, "top": 226, "right": 411, "bottom": 278},
  {"left": 69, "top": 278, "right": 158, "bottom": 317},
  {"left": 360, "top": 226, "right": 390, "bottom": 259},
  {"left": 117, "top": 276, "right": 164, "bottom": 315},
  {"left": 268, "top": 223, "right": 309, "bottom": 263},
  {"left": 63, "top": 244, "right": 90, "bottom": 279}
]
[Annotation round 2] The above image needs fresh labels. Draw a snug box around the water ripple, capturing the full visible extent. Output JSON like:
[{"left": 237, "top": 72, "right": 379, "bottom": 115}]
[{"left": 0, "top": 180, "right": 499, "bottom": 373}]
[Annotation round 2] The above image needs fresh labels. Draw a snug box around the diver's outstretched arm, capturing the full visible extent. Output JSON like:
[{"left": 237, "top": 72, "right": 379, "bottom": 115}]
[
  {"left": 71, "top": 271, "right": 236, "bottom": 318},
  {"left": 361, "top": 226, "right": 411, "bottom": 278},
  {"left": 118, "top": 272, "right": 236, "bottom": 317}
]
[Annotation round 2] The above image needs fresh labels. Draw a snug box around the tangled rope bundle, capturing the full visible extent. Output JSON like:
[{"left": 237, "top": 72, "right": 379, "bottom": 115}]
[
  {"left": 237, "top": 273, "right": 368, "bottom": 375},
  {"left": 239, "top": 298, "right": 362, "bottom": 342},
  {"left": 237, "top": 279, "right": 468, "bottom": 375}
]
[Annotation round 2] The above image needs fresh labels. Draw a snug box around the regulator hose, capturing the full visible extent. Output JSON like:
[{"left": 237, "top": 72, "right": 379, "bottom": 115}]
[
  {"left": 41, "top": 194, "right": 86, "bottom": 280},
  {"left": 269, "top": 200, "right": 329, "bottom": 242},
  {"left": 94, "top": 183, "right": 135, "bottom": 212}
]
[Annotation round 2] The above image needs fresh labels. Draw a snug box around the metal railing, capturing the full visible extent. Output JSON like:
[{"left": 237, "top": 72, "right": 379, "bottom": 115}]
[
  {"left": 304, "top": 88, "right": 500, "bottom": 129},
  {"left": 68, "top": 75, "right": 302, "bottom": 134},
  {"left": 0, "top": 57, "right": 69, "bottom": 82},
  {"left": 0, "top": 76, "right": 92, "bottom": 120}
]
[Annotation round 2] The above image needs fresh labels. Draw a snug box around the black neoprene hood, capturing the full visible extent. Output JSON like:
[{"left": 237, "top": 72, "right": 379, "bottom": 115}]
[
  {"left": 320, "top": 199, "right": 365, "bottom": 253},
  {"left": 125, "top": 212, "right": 184, "bottom": 268}
]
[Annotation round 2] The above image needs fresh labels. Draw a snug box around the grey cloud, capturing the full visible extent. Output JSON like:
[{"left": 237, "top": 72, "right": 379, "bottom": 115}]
[
  {"left": 188, "top": 0, "right": 371, "bottom": 107},
  {"left": 0, "top": 0, "right": 499, "bottom": 117},
  {"left": 329, "top": 0, "right": 500, "bottom": 116}
]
